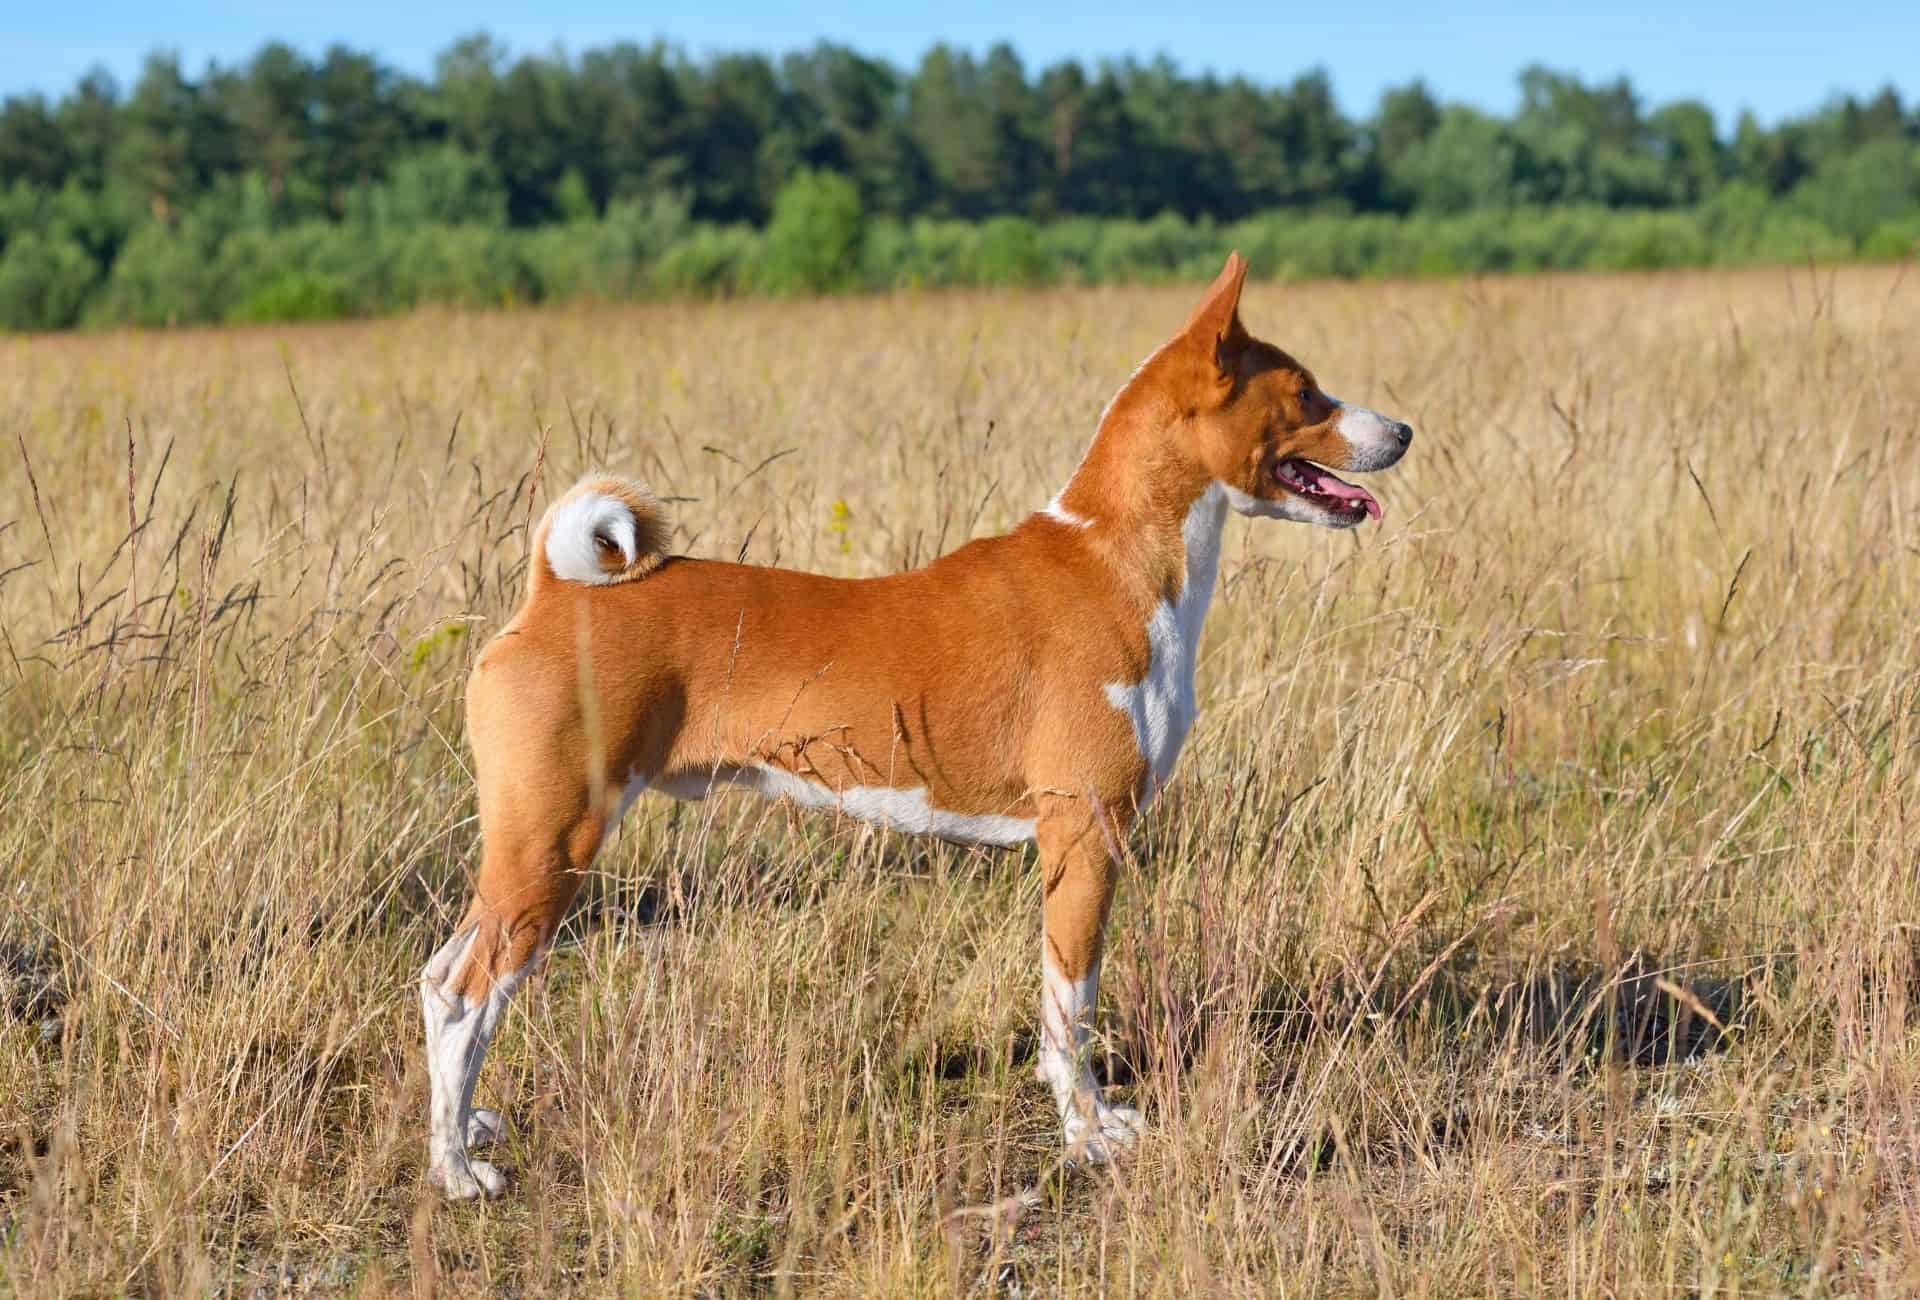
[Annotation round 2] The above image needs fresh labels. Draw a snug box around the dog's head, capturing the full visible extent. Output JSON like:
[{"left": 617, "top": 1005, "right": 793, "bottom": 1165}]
[{"left": 1169, "top": 252, "right": 1412, "bottom": 528}]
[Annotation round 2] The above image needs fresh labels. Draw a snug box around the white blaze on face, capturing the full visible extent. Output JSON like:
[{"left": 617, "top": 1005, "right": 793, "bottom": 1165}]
[{"left": 1327, "top": 396, "right": 1407, "bottom": 471}]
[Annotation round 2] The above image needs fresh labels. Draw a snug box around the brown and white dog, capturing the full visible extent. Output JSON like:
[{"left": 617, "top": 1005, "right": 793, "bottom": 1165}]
[{"left": 420, "top": 252, "right": 1412, "bottom": 1198}]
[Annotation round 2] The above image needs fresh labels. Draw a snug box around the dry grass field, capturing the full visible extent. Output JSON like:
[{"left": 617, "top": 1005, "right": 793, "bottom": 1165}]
[{"left": 2, "top": 264, "right": 1918, "bottom": 1296}]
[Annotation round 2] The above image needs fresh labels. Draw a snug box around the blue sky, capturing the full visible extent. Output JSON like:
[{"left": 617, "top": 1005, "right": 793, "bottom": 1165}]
[{"left": 2, "top": 1, "right": 1914, "bottom": 127}]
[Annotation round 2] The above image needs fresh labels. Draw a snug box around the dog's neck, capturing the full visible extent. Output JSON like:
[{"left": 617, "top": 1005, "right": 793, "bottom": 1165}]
[{"left": 1043, "top": 350, "right": 1227, "bottom": 611}]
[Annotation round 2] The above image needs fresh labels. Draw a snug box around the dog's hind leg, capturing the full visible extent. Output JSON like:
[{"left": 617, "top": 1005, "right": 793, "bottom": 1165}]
[
  {"left": 420, "top": 801, "right": 605, "bottom": 1200},
  {"left": 1035, "top": 797, "right": 1144, "bottom": 1164}
]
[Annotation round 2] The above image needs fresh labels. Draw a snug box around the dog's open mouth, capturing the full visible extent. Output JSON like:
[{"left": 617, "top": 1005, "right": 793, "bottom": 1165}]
[{"left": 1273, "top": 458, "right": 1382, "bottom": 520}]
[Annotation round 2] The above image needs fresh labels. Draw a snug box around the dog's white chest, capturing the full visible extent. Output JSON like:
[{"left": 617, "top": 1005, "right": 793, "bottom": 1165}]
[{"left": 1104, "top": 486, "right": 1227, "bottom": 803}]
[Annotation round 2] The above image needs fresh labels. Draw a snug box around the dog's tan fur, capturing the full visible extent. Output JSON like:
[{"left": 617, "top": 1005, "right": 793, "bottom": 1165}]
[{"left": 421, "top": 253, "right": 1412, "bottom": 1196}]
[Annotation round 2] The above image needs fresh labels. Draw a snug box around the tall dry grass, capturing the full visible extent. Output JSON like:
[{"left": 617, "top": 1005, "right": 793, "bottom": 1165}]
[{"left": 2, "top": 266, "right": 1918, "bottom": 1296}]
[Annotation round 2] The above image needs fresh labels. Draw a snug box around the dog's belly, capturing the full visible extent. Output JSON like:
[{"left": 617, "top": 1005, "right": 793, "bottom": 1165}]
[{"left": 647, "top": 763, "right": 1038, "bottom": 847}]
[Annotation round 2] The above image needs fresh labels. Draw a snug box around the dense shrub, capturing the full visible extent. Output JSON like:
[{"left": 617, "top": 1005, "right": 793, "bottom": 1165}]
[
  {"left": 759, "top": 170, "right": 866, "bottom": 295},
  {"left": 975, "top": 216, "right": 1050, "bottom": 286},
  {"left": 0, "top": 229, "right": 98, "bottom": 329},
  {"left": 347, "top": 148, "right": 509, "bottom": 231},
  {"left": 864, "top": 218, "right": 980, "bottom": 288},
  {"left": 93, "top": 218, "right": 223, "bottom": 327},
  {"left": 1862, "top": 218, "right": 1920, "bottom": 260},
  {"left": 1788, "top": 140, "right": 1920, "bottom": 244},
  {"left": 226, "top": 270, "right": 353, "bottom": 323},
  {"left": 2, "top": 193, "right": 1917, "bottom": 333},
  {"left": 652, "top": 224, "right": 761, "bottom": 297}
]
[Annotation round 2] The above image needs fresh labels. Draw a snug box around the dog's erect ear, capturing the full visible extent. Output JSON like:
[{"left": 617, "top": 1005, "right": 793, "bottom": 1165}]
[{"left": 1183, "top": 251, "right": 1251, "bottom": 374}]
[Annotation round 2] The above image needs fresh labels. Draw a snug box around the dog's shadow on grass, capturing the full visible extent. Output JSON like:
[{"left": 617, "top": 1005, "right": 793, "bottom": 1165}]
[
  {"left": 552, "top": 844, "right": 1756, "bottom": 1087},
  {"left": 0, "top": 940, "right": 65, "bottom": 1025},
  {"left": 922, "top": 949, "right": 1756, "bottom": 1115},
  {"left": 1275, "top": 950, "right": 1748, "bottom": 1069},
  {"left": 1104, "top": 948, "right": 1752, "bottom": 1095},
  {"left": 932, "top": 950, "right": 1762, "bottom": 1292}
]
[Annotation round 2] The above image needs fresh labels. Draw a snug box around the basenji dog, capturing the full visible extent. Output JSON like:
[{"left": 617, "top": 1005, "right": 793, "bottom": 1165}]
[{"left": 420, "top": 252, "right": 1412, "bottom": 1198}]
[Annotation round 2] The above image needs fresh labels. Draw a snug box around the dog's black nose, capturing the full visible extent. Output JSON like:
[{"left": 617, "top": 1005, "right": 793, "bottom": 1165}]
[{"left": 1390, "top": 421, "right": 1414, "bottom": 447}]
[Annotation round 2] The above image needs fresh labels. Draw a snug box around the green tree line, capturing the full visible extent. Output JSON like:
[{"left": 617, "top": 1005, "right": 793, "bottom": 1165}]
[{"left": 1, "top": 37, "right": 1916, "bottom": 329}]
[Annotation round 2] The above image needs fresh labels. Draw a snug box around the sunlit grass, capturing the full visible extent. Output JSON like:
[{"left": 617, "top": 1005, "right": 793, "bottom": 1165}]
[{"left": 2, "top": 265, "right": 1918, "bottom": 1295}]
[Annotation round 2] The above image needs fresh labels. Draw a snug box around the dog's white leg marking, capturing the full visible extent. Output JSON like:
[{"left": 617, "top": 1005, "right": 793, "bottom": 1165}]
[
  {"left": 1037, "top": 947, "right": 1144, "bottom": 1163},
  {"left": 420, "top": 925, "right": 528, "bottom": 1200},
  {"left": 467, "top": 1107, "right": 505, "bottom": 1147}
]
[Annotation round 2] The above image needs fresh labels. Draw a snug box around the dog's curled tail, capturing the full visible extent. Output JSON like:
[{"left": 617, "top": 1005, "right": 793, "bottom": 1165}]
[{"left": 530, "top": 474, "right": 672, "bottom": 597}]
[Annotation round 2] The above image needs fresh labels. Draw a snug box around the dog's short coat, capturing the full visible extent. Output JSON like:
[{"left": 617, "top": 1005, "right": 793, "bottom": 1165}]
[{"left": 420, "top": 253, "right": 1412, "bottom": 1198}]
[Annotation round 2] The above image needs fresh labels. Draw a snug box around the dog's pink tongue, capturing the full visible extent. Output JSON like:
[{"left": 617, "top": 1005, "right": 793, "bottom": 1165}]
[{"left": 1301, "top": 464, "right": 1383, "bottom": 521}]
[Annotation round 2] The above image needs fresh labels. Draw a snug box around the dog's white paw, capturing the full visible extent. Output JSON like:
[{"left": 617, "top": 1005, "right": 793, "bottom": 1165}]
[
  {"left": 466, "top": 1108, "right": 505, "bottom": 1148},
  {"left": 429, "top": 1157, "right": 507, "bottom": 1201},
  {"left": 1062, "top": 1100, "right": 1146, "bottom": 1165}
]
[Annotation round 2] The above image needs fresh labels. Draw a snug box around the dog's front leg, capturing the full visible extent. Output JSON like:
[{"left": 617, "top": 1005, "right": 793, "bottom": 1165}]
[{"left": 1035, "top": 804, "right": 1144, "bottom": 1163}]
